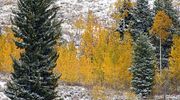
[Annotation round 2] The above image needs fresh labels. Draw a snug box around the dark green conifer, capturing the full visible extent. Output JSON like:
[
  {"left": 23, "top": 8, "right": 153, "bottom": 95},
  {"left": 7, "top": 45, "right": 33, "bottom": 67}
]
[
  {"left": 130, "top": 33, "right": 155, "bottom": 99},
  {"left": 131, "top": 0, "right": 153, "bottom": 40},
  {"left": 5, "top": 0, "right": 62, "bottom": 99}
]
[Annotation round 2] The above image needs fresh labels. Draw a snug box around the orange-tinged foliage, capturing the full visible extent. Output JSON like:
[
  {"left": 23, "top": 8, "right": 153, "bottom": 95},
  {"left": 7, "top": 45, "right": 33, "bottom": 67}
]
[
  {"left": 80, "top": 11, "right": 99, "bottom": 60},
  {"left": 0, "top": 10, "right": 133, "bottom": 90},
  {"left": 80, "top": 28, "right": 133, "bottom": 88},
  {"left": 55, "top": 43, "right": 80, "bottom": 83},
  {"left": 79, "top": 55, "right": 94, "bottom": 85},
  {"left": 55, "top": 11, "right": 133, "bottom": 88},
  {"left": 151, "top": 10, "right": 173, "bottom": 40},
  {"left": 80, "top": 11, "right": 133, "bottom": 87},
  {"left": 0, "top": 28, "right": 20, "bottom": 72},
  {"left": 169, "top": 35, "right": 180, "bottom": 91},
  {"left": 104, "top": 31, "right": 132, "bottom": 89}
]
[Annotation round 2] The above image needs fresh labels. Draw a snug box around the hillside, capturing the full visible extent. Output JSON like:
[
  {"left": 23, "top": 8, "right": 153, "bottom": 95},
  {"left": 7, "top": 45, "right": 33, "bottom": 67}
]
[{"left": 0, "top": 0, "right": 117, "bottom": 34}]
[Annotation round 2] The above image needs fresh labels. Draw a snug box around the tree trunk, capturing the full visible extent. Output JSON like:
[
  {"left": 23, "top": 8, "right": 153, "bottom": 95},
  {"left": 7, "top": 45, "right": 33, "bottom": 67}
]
[
  {"left": 160, "top": 38, "right": 162, "bottom": 74},
  {"left": 163, "top": 81, "right": 167, "bottom": 100},
  {"left": 163, "top": 70, "right": 169, "bottom": 100}
]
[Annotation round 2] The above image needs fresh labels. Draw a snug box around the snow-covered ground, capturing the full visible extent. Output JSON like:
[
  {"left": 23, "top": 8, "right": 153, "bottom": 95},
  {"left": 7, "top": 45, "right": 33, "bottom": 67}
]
[
  {"left": 0, "top": 81, "right": 180, "bottom": 100},
  {"left": 0, "top": 73, "right": 179, "bottom": 100}
]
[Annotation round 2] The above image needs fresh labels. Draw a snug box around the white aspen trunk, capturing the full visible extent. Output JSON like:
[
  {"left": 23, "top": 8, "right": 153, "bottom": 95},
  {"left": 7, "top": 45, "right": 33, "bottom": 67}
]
[{"left": 160, "top": 38, "right": 162, "bottom": 75}]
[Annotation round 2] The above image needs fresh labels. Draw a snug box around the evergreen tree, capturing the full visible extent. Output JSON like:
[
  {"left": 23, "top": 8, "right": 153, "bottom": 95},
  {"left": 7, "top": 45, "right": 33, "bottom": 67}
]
[
  {"left": 130, "top": 33, "right": 155, "bottom": 98},
  {"left": 5, "top": 0, "right": 62, "bottom": 100},
  {"left": 131, "top": 0, "right": 153, "bottom": 40}
]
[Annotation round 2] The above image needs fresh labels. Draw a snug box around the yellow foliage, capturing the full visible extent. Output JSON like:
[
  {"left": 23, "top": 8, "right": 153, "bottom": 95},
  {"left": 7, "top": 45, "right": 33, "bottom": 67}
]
[
  {"left": 80, "top": 10, "right": 100, "bottom": 60},
  {"left": 104, "top": 31, "right": 132, "bottom": 89},
  {"left": 56, "top": 11, "right": 133, "bottom": 89},
  {"left": 153, "top": 69, "right": 172, "bottom": 94},
  {"left": 0, "top": 28, "right": 20, "bottom": 72},
  {"left": 79, "top": 12, "right": 102, "bottom": 85},
  {"left": 79, "top": 55, "right": 94, "bottom": 85},
  {"left": 55, "top": 43, "right": 80, "bottom": 83},
  {"left": 79, "top": 11, "right": 133, "bottom": 88},
  {"left": 169, "top": 35, "right": 180, "bottom": 92},
  {"left": 0, "top": 10, "right": 133, "bottom": 91},
  {"left": 73, "top": 15, "right": 85, "bottom": 29},
  {"left": 80, "top": 22, "right": 133, "bottom": 87},
  {"left": 151, "top": 10, "right": 173, "bottom": 40}
]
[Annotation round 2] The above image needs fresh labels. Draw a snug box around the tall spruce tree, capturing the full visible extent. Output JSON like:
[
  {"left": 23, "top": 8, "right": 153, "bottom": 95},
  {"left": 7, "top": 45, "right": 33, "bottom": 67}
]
[
  {"left": 131, "top": 0, "right": 152, "bottom": 40},
  {"left": 5, "top": 0, "right": 61, "bottom": 100},
  {"left": 130, "top": 33, "right": 155, "bottom": 98},
  {"left": 152, "top": 0, "right": 179, "bottom": 69}
]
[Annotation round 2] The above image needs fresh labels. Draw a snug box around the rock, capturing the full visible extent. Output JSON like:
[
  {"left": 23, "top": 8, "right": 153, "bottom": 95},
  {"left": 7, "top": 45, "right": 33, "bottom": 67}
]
[
  {"left": 0, "top": 82, "right": 6, "bottom": 92},
  {"left": 0, "top": 92, "right": 10, "bottom": 100},
  {"left": 56, "top": 85, "right": 92, "bottom": 100},
  {"left": 154, "top": 95, "right": 180, "bottom": 100}
]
